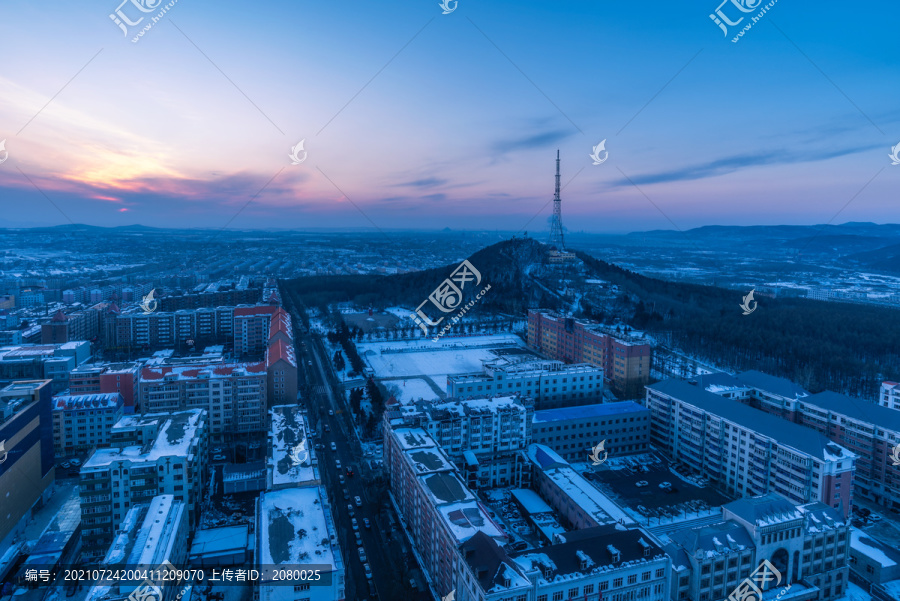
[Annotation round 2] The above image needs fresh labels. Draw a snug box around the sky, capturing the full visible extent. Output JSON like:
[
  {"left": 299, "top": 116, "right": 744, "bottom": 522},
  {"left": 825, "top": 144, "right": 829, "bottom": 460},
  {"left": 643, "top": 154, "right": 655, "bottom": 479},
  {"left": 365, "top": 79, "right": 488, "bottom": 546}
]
[{"left": 0, "top": 0, "right": 898, "bottom": 233}]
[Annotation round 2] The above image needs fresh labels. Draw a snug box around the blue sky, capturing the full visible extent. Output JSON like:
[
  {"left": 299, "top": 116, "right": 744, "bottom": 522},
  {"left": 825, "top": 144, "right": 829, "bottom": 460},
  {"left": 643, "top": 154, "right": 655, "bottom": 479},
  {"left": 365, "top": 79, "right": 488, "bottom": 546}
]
[{"left": 0, "top": 0, "right": 898, "bottom": 232}]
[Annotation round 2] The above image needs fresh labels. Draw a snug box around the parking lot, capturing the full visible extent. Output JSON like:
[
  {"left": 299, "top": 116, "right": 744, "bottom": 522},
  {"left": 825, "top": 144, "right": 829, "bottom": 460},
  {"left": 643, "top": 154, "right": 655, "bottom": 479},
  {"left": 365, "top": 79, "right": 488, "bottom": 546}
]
[{"left": 586, "top": 454, "right": 732, "bottom": 522}]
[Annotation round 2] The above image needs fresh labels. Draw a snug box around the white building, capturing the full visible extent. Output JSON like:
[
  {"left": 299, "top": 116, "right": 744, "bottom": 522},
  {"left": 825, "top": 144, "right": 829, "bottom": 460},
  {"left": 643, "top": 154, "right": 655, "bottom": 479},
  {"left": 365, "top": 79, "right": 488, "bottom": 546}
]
[
  {"left": 269, "top": 405, "right": 318, "bottom": 489},
  {"left": 79, "top": 410, "right": 208, "bottom": 560},
  {"left": 447, "top": 358, "right": 604, "bottom": 410},
  {"left": 880, "top": 381, "right": 900, "bottom": 410},
  {"left": 256, "top": 487, "right": 345, "bottom": 601},
  {"left": 52, "top": 392, "right": 125, "bottom": 454},
  {"left": 390, "top": 394, "right": 533, "bottom": 489}
]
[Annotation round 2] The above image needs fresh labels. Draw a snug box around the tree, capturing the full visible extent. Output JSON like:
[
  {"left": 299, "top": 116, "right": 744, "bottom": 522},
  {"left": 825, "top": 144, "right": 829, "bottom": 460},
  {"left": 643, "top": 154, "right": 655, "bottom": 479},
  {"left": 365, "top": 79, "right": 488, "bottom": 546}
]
[
  {"left": 332, "top": 350, "right": 345, "bottom": 372},
  {"left": 349, "top": 387, "right": 363, "bottom": 414}
]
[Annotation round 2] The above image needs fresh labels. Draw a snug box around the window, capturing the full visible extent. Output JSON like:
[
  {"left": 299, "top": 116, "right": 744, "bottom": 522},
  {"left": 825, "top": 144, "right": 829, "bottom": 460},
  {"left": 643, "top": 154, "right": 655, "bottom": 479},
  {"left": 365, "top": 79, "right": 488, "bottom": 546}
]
[
  {"left": 568, "top": 588, "right": 578, "bottom": 598},
  {"left": 613, "top": 578, "right": 623, "bottom": 588},
  {"left": 293, "top": 584, "right": 310, "bottom": 592},
  {"left": 642, "top": 571, "right": 651, "bottom": 581},
  {"left": 552, "top": 593, "right": 563, "bottom": 601}
]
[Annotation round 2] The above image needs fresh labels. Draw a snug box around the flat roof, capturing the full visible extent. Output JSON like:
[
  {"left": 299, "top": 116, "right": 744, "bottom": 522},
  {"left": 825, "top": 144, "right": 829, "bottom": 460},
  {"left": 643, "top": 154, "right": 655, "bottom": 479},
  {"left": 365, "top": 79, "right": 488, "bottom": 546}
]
[
  {"left": 270, "top": 406, "right": 314, "bottom": 486},
  {"left": 534, "top": 401, "right": 647, "bottom": 423},
  {"left": 258, "top": 487, "right": 338, "bottom": 570},
  {"left": 83, "top": 410, "right": 204, "bottom": 468}
]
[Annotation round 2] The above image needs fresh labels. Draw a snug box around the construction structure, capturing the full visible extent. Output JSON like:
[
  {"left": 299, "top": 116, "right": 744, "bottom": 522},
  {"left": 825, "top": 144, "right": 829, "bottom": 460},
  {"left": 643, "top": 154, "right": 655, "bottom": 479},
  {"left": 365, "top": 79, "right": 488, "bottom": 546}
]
[{"left": 547, "top": 150, "right": 576, "bottom": 262}]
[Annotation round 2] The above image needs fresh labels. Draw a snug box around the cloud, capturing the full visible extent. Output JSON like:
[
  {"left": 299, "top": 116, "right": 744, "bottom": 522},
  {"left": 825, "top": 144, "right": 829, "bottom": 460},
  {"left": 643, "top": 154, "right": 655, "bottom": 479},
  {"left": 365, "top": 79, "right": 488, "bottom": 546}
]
[
  {"left": 399, "top": 177, "right": 448, "bottom": 188},
  {"left": 611, "top": 144, "right": 880, "bottom": 187},
  {"left": 492, "top": 129, "right": 574, "bottom": 155}
]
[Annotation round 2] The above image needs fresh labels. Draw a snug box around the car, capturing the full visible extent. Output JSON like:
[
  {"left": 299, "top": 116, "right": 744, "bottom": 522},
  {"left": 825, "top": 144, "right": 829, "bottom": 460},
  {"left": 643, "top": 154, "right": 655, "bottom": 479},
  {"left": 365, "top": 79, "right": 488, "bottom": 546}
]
[
  {"left": 324, "top": 424, "right": 330, "bottom": 433},
  {"left": 330, "top": 442, "right": 337, "bottom": 451},
  {"left": 346, "top": 466, "right": 354, "bottom": 477},
  {"left": 637, "top": 505, "right": 649, "bottom": 515},
  {"left": 249, "top": 442, "right": 260, "bottom": 449},
  {"left": 212, "top": 447, "right": 223, "bottom": 453},
  {"left": 339, "top": 474, "right": 346, "bottom": 484},
  {"left": 352, "top": 518, "right": 359, "bottom": 531},
  {"left": 336, "top": 460, "right": 342, "bottom": 470},
  {"left": 70, "top": 458, "right": 82, "bottom": 466},
  {"left": 315, "top": 443, "right": 324, "bottom": 450},
  {"left": 665, "top": 486, "right": 679, "bottom": 494},
  {"left": 355, "top": 531, "right": 363, "bottom": 546},
  {"left": 364, "top": 563, "right": 373, "bottom": 580},
  {"left": 659, "top": 482, "right": 672, "bottom": 489},
  {"left": 213, "top": 454, "right": 226, "bottom": 461},
  {"left": 60, "top": 461, "right": 71, "bottom": 469},
  {"left": 635, "top": 481, "right": 649, "bottom": 487},
  {"left": 851, "top": 519, "right": 865, "bottom": 528},
  {"left": 870, "top": 514, "right": 883, "bottom": 522},
  {"left": 364, "top": 518, "right": 371, "bottom": 529},
  {"left": 348, "top": 503, "right": 355, "bottom": 515},
  {"left": 328, "top": 409, "right": 334, "bottom": 416},
  {"left": 358, "top": 547, "right": 367, "bottom": 562},
  {"left": 355, "top": 496, "right": 363, "bottom": 507},
  {"left": 308, "top": 361, "right": 313, "bottom": 366}
]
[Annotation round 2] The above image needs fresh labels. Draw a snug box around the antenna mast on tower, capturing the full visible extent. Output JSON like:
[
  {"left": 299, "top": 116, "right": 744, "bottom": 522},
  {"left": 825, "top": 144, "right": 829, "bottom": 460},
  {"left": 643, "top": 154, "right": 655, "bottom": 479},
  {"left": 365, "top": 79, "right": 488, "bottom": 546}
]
[{"left": 548, "top": 149, "right": 565, "bottom": 250}]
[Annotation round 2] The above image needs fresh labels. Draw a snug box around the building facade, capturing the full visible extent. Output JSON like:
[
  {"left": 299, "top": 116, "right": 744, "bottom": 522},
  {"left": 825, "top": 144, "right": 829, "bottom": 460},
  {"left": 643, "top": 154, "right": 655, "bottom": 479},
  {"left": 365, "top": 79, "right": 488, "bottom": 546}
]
[
  {"left": 645, "top": 380, "right": 855, "bottom": 516},
  {"left": 52, "top": 392, "right": 125, "bottom": 455},
  {"left": 69, "top": 363, "right": 141, "bottom": 412},
  {"left": 532, "top": 401, "right": 651, "bottom": 462},
  {"left": 526, "top": 310, "right": 651, "bottom": 397},
  {"left": 447, "top": 358, "right": 603, "bottom": 410}
]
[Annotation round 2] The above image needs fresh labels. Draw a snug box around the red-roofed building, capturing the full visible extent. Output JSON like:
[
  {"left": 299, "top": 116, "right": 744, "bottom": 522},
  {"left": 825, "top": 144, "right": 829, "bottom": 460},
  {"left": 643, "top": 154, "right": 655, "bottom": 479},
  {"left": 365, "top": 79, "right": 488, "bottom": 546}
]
[
  {"left": 140, "top": 362, "right": 267, "bottom": 436},
  {"left": 69, "top": 362, "right": 140, "bottom": 412},
  {"left": 266, "top": 339, "right": 297, "bottom": 405}
]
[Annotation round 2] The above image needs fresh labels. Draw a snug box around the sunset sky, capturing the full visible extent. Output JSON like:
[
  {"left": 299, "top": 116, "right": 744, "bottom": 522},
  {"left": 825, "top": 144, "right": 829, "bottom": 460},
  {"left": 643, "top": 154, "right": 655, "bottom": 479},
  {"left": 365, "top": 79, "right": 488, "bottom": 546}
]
[{"left": 1, "top": 0, "right": 898, "bottom": 232}]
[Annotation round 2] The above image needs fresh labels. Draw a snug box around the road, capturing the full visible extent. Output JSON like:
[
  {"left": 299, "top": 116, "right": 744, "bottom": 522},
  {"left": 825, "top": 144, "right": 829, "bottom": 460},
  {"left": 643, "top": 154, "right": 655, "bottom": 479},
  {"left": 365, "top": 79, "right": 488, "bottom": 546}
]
[{"left": 282, "top": 287, "right": 429, "bottom": 601}]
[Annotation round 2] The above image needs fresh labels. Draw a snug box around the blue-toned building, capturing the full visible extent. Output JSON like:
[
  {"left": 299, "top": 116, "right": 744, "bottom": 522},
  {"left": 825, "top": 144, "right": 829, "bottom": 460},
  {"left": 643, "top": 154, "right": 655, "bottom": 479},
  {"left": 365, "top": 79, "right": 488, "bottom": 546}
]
[
  {"left": 532, "top": 401, "right": 651, "bottom": 462},
  {"left": 0, "top": 379, "right": 55, "bottom": 548}
]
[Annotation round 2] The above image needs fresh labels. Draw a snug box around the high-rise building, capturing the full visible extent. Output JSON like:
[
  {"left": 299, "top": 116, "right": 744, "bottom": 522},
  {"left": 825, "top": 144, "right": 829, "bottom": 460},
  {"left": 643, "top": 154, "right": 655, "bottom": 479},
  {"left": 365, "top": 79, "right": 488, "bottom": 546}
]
[
  {"left": 645, "top": 379, "right": 855, "bottom": 516},
  {"left": 52, "top": 392, "right": 125, "bottom": 455},
  {"left": 880, "top": 381, "right": 900, "bottom": 410},
  {"left": 79, "top": 409, "right": 208, "bottom": 560},
  {"left": 234, "top": 305, "right": 284, "bottom": 357},
  {"left": 68, "top": 363, "right": 141, "bottom": 412},
  {"left": 0, "top": 380, "right": 55, "bottom": 548},
  {"left": 527, "top": 309, "right": 652, "bottom": 397}
]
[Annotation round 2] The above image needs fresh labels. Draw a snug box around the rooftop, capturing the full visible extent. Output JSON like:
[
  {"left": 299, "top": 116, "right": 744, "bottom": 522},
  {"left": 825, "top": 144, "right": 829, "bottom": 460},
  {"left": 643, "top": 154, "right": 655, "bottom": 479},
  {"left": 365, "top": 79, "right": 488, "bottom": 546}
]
[
  {"left": 534, "top": 401, "right": 647, "bottom": 423},
  {"left": 258, "top": 487, "right": 338, "bottom": 570},
  {"left": 667, "top": 520, "right": 754, "bottom": 560},
  {"left": 53, "top": 393, "right": 123, "bottom": 411},
  {"left": 270, "top": 405, "right": 314, "bottom": 487},
  {"left": 649, "top": 379, "right": 853, "bottom": 462},
  {"left": 804, "top": 391, "right": 900, "bottom": 433},
  {"left": 83, "top": 410, "right": 204, "bottom": 468},
  {"left": 737, "top": 370, "right": 811, "bottom": 400},
  {"left": 141, "top": 361, "right": 266, "bottom": 381}
]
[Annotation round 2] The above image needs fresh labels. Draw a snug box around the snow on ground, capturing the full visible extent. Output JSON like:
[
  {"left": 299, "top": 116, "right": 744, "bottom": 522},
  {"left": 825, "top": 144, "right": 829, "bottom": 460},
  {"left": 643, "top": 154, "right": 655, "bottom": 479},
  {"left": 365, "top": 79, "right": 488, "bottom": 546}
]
[
  {"left": 359, "top": 334, "right": 527, "bottom": 391},
  {"left": 836, "top": 582, "right": 873, "bottom": 601},
  {"left": 383, "top": 378, "right": 441, "bottom": 403}
]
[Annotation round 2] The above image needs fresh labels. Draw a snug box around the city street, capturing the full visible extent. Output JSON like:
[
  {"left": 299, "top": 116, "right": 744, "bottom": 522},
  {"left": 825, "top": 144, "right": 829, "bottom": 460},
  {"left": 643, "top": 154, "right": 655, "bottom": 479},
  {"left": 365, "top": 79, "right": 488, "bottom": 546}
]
[{"left": 285, "top": 296, "right": 429, "bottom": 601}]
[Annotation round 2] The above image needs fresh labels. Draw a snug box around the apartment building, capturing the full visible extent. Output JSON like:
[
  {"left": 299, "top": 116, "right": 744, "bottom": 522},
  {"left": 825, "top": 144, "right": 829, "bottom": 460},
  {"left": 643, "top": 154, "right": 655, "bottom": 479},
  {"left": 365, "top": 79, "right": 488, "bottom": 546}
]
[
  {"left": 880, "top": 382, "right": 900, "bottom": 410},
  {"left": 140, "top": 362, "right": 267, "bottom": 436},
  {"left": 108, "top": 306, "right": 235, "bottom": 351},
  {"left": 645, "top": 380, "right": 855, "bottom": 516},
  {"left": 68, "top": 363, "right": 140, "bottom": 411},
  {"left": 388, "top": 394, "right": 533, "bottom": 489},
  {"left": 79, "top": 409, "right": 208, "bottom": 560},
  {"left": 532, "top": 401, "right": 651, "bottom": 462},
  {"left": 234, "top": 305, "right": 284, "bottom": 357},
  {"left": 41, "top": 303, "right": 109, "bottom": 344},
  {"left": 0, "top": 341, "right": 90, "bottom": 392},
  {"left": 256, "top": 487, "right": 346, "bottom": 601},
  {"left": 526, "top": 309, "right": 651, "bottom": 396},
  {"left": 160, "top": 286, "right": 261, "bottom": 311},
  {"left": 665, "top": 493, "right": 850, "bottom": 601},
  {"left": 384, "top": 426, "right": 506, "bottom": 595},
  {"left": 447, "top": 358, "right": 603, "bottom": 410},
  {"left": 0, "top": 380, "right": 55, "bottom": 548},
  {"left": 52, "top": 392, "right": 125, "bottom": 455},
  {"left": 696, "top": 372, "right": 900, "bottom": 512}
]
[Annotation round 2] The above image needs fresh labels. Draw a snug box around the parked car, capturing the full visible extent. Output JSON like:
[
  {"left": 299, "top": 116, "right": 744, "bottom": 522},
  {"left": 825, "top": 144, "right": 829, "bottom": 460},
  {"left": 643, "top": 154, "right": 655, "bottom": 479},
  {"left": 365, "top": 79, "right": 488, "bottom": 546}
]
[
  {"left": 355, "top": 531, "right": 363, "bottom": 546},
  {"left": 659, "top": 482, "right": 672, "bottom": 489},
  {"left": 212, "top": 447, "right": 223, "bottom": 453},
  {"left": 69, "top": 458, "right": 82, "bottom": 467},
  {"left": 330, "top": 442, "right": 337, "bottom": 451},
  {"left": 60, "top": 461, "right": 71, "bottom": 469},
  {"left": 339, "top": 475, "right": 345, "bottom": 484},
  {"left": 364, "top": 518, "right": 371, "bottom": 529},
  {"left": 352, "top": 518, "right": 359, "bottom": 531},
  {"left": 335, "top": 460, "right": 342, "bottom": 470},
  {"left": 870, "top": 514, "right": 883, "bottom": 522},
  {"left": 315, "top": 443, "right": 324, "bottom": 450},
  {"left": 637, "top": 505, "right": 649, "bottom": 515},
  {"left": 355, "top": 496, "right": 363, "bottom": 507},
  {"left": 358, "top": 547, "right": 367, "bottom": 562},
  {"left": 635, "top": 481, "right": 649, "bottom": 487},
  {"left": 364, "top": 564, "right": 373, "bottom": 580},
  {"left": 213, "top": 454, "right": 226, "bottom": 461}
]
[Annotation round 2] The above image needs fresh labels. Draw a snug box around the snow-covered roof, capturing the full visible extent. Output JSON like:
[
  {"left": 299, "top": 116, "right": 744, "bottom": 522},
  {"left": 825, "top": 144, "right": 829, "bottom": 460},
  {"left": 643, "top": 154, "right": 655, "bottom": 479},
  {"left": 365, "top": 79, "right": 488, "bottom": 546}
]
[
  {"left": 850, "top": 528, "right": 900, "bottom": 568},
  {"left": 258, "top": 487, "right": 339, "bottom": 570},
  {"left": 83, "top": 409, "right": 205, "bottom": 468},
  {"left": 270, "top": 405, "right": 315, "bottom": 487}
]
